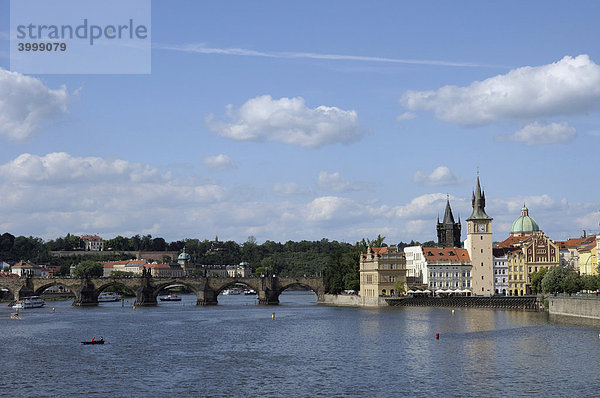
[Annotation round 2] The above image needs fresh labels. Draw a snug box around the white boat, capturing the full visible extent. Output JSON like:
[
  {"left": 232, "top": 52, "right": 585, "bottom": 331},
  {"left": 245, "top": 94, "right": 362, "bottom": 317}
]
[
  {"left": 222, "top": 288, "right": 243, "bottom": 295},
  {"left": 12, "top": 296, "right": 45, "bottom": 309},
  {"left": 160, "top": 294, "right": 181, "bottom": 301},
  {"left": 244, "top": 289, "right": 256, "bottom": 295},
  {"left": 98, "top": 292, "right": 122, "bottom": 302}
]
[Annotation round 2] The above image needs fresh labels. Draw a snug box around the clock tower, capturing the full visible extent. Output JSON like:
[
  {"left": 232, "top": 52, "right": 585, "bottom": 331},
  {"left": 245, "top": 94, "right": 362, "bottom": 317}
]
[{"left": 465, "top": 175, "right": 494, "bottom": 296}]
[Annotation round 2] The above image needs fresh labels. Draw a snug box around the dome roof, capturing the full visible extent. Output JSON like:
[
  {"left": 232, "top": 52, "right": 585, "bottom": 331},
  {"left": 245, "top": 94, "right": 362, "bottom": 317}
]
[
  {"left": 178, "top": 248, "right": 191, "bottom": 260},
  {"left": 511, "top": 205, "right": 540, "bottom": 235}
]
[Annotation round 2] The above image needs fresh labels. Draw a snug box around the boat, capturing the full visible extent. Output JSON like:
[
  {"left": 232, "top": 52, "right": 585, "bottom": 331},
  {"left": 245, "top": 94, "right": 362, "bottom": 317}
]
[
  {"left": 159, "top": 294, "right": 181, "bottom": 301},
  {"left": 98, "top": 292, "right": 122, "bottom": 302},
  {"left": 81, "top": 337, "right": 104, "bottom": 345},
  {"left": 222, "top": 288, "right": 243, "bottom": 295},
  {"left": 244, "top": 289, "right": 257, "bottom": 295},
  {"left": 10, "top": 313, "right": 21, "bottom": 320},
  {"left": 12, "top": 296, "right": 45, "bottom": 309}
]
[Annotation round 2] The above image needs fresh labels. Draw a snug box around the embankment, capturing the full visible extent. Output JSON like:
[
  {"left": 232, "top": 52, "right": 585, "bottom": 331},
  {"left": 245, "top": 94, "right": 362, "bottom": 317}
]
[{"left": 548, "top": 296, "right": 600, "bottom": 320}]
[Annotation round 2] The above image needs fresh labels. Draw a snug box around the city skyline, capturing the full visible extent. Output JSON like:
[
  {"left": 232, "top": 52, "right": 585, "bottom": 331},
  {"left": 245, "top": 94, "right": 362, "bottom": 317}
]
[{"left": 0, "top": 1, "right": 599, "bottom": 243}]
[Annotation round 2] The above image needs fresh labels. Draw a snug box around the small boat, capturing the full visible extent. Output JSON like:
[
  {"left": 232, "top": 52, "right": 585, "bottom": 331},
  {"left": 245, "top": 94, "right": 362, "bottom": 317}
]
[
  {"left": 223, "top": 288, "right": 242, "bottom": 295},
  {"left": 81, "top": 337, "right": 104, "bottom": 345},
  {"left": 98, "top": 292, "right": 122, "bottom": 302},
  {"left": 244, "top": 289, "right": 257, "bottom": 295},
  {"left": 159, "top": 294, "right": 181, "bottom": 301},
  {"left": 12, "top": 296, "right": 45, "bottom": 309},
  {"left": 10, "top": 313, "right": 21, "bottom": 320}
]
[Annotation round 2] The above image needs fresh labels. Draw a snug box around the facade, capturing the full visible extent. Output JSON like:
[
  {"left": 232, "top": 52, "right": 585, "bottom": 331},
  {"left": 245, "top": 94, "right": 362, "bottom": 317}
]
[
  {"left": 578, "top": 241, "right": 598, "bottom": 276},
  {"left": 436, "top": 198, "right": 462, "bottom": 248},
  {"left": 227, "top": 262, "right": 251, "bottom": 277},
  {"left": 102, "top": 259, "right": 148, "bottom": 276},
  {"left": 81, "top": 235, "right": 104, "bottom": 251},
  {"left": 423, "top": 247, "right": 472, "bottom": 293},
  {"left": 493, "top": 248, "right": 509, "bottom": 295},
  {"left": 144, "top": 263, "right": 185, "bottom": 278},
  {"left": 464, "top": 176, "right": 494, "bottom": 296},
  {"left": 507, "top": 249, "right": 526, "bottom": 296},
  {"left": 404, "top": 246, "right": 428, "bottom": 284},
  {"left": 11, "top": 260, "right": 43, "bottom": 277},
  {"left": 359, "top": 246, "right": 407, "bottom": 297}
]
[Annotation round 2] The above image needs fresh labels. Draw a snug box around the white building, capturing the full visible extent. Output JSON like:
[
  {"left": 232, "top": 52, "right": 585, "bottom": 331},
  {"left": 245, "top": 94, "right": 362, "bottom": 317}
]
[
  {"left": 403, "top": 246, "right": 428, "bottom": 285},
  {"left": 81, "top": 235, "right": 104, "bottom": 251},
  {"left": 423, "top": 247, "right": 472, "bottom": 293},
  {"left": 11, "top": 261, "right": 43, "bottom": 277},
  {"left": 493, "top": 248, "right": 509, "bottom": 295}
]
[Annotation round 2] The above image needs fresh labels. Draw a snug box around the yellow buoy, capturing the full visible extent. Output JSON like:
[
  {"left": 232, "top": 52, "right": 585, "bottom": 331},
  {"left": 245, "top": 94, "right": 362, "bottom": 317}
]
[
  {"left": 272, "top": 313, "right": 275, "bottom": 320},
  {"left": 133, "top": 306, "right": 136, "bottom": 310},
  {"left": 452, "top": 309, "right": 455, "bottom": 315},
  {"left": 52, "top": 307, "right": 55, "bottom": 312}
]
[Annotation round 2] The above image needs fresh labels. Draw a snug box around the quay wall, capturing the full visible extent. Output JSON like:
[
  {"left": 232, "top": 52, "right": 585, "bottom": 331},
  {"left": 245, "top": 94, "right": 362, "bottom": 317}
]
[
  {"left": 322, "top": 294, "right": 385, "bottom": 307},
  {"left": 548, "top": 297, "right": 600, "bottom": 320}
]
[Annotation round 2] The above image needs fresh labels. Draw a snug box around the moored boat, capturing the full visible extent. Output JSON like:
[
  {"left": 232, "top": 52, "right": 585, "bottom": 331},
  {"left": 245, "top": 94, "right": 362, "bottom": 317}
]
[
  {"left": 98, "top": 292, "right": 122, "bottom": 302},
  {"left": 12, "top": 296, "right": 45, "bottom": 309},
  {"left": 159, "top": 294, "right": 181, "bottom": 301},
  {"left": 81, "top": 337, "right": 104, "bottom": 345}
]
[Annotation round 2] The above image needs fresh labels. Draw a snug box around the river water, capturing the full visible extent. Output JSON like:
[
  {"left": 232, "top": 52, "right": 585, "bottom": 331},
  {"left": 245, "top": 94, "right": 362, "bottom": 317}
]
[{"left": 1, "top": 292, "right": 600, "bottom": 397}]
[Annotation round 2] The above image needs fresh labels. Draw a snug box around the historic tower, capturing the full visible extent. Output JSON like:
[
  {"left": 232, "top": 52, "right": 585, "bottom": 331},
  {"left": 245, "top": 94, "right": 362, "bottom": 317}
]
[
  {"left": 465, "top": 175, "right": 494, "bottom": 296},
  {"left": 437, "top": 197, "right": 461, "bottom": 248}
]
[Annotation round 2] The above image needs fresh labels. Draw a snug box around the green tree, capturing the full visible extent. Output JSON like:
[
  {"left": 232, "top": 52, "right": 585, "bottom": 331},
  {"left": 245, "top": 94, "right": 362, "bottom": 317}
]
[
  {"left": 72, "top": 260, "right": 103, "bottom": 278},
  {"left": 561, "top": 273, "right": 583, "bottom": 295},
  {"left": 541, "top": 266, "right": 570, "bottom": 293},
  {"left": 582, "top": 274, "right": 599, "bottom": 292},
  {"left": 530, "top": 268, "right": 547, "bottom": 294}
]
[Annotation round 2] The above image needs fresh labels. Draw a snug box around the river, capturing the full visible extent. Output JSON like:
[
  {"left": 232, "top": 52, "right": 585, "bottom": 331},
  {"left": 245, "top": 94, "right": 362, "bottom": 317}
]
[{"left": 1, "top": 291, "right": 599, "bottom": 397}]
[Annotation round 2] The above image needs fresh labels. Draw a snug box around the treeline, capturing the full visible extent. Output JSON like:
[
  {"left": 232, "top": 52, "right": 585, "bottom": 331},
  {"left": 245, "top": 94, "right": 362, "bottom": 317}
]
[{"left": 530, "top": 267, "right": 600, "bottom": 295}]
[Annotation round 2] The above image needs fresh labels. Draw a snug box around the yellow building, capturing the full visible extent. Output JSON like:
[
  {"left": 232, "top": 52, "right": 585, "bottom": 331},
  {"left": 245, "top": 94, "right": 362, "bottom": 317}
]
[
  {"left": 579, "top": 241, "right": 598, "bottom": 276},
  {"left": 359, "top": 246, "right": 407, "bottom": 297},
  {"left": 507, "top": 249, "right": 526, "bottom": 296}
]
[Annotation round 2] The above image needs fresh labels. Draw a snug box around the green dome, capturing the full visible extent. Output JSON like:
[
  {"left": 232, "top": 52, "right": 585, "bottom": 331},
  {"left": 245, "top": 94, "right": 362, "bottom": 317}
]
[
  {"left": 511, "top": 205, "right": 540, "bottom": 234},
  {"left": 178, "top": 248, "right": 191, "bottom": 260}
]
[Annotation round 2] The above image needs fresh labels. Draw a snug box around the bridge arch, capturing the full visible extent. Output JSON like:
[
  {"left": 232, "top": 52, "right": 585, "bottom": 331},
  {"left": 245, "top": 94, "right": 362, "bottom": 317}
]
[
  {"left": 94, "top": 281, "right": 137, "bottom": 299},
  {"left": 34, "top": 281, "right": 78, "bottom": 298},
  {"left": 0, "top": 282, "right": 15, "bottom": 300}
]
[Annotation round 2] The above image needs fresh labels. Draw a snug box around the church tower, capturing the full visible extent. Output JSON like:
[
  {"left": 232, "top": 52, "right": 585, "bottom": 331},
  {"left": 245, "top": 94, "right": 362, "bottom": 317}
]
[
  {"left": 465, "top": 175, "right": 494, "bottom": 296},
  {"left": 437, "top": 197, "right": 462, "bottom": 248}
]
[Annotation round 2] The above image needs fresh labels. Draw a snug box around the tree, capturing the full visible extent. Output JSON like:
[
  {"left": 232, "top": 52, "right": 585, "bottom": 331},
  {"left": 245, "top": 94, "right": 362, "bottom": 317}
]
[
  {"left": 394, "top": 279, "right": 406, "bottom": 296},
  {"left": 561, "top": 273, "right": 583, "bottom": 295},
  {"left": 582, "top": 274, "right": 599, "bottom": 292},
  {"left": 541, "top": 266, "right": 570, "bottom": 293},
  {"left": 72, "top": 260, "right": 103, "bottom": 278},
  {"left": 530, "top": 268, "right": 547, "bottom": 294}
]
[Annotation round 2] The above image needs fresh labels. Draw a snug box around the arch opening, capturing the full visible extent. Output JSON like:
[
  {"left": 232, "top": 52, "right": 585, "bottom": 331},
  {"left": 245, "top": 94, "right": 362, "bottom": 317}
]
[{"left": 277, "top": 283, "right": 318, "bottom": 305}]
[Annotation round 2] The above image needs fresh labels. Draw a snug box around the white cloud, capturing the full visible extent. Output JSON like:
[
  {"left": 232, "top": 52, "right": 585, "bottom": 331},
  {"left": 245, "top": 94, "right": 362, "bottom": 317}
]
[
  {"left": 587, "top": 130, "right": 600, "bottom": 137},
  {"left": 0, "top": 68, "right": 72, "bottom": 141},
  {"left": 203, "top": 154, "right": 236, "bottom": 171},
  {"left": 413, "top": 166, "right": 462, "bottom": 186},
  {"left": 205, "top": 95, "right": 365, "bottom": 147},
  {"left": 496, "top": 121, "right": 576, "bottom": 145},
  {"left": 317, "top": 171, "right": 363, "bottom": 192},
  {"left": 396, "top": 112, "right": 416, "bottom": 122},
  {"left": 400, "top": 54, "right": 600, "bottom": 126},
  {"left": 273, "top": 182, "right": 312, "bottom": 197},
  {"left": 394, "top": 193, "right": 449, "bottom": 219},
  {"left": 0, "top": 152, "right": 163, "bottom": 184}
]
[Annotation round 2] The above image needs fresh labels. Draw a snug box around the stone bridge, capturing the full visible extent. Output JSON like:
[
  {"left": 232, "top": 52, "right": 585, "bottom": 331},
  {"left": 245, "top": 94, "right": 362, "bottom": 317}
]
[{"left": 0, "top": 274, "right": 325, "bottom": 306}]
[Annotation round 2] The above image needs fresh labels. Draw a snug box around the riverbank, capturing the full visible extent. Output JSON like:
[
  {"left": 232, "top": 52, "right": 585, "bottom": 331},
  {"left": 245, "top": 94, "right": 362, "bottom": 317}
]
[{"left": 548, "top": 296, "right": 600, "bottom": 320}]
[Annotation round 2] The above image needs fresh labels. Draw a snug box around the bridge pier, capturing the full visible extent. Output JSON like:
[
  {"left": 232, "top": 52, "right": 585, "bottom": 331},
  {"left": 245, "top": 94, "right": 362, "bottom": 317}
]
[{"left": 73, "top": 279, "right": 98, "bottom": 306}]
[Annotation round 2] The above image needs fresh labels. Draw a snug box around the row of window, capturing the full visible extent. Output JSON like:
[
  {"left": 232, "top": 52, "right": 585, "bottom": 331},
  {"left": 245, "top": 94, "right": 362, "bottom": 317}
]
[
  {"left": 430, "top": 271, "right": 471, "bottom": 278},
  {"left": 429, "top": 281, "right": 471, "bottom": 288}
]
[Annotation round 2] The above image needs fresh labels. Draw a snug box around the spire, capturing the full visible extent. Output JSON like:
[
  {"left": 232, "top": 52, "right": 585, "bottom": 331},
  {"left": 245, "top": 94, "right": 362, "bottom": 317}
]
[
  {"left": 443, "top": 197, "right": 455, "bottom": 224},
  {"left": 468, "top": 174, "right": 492, "bottom": 221}
]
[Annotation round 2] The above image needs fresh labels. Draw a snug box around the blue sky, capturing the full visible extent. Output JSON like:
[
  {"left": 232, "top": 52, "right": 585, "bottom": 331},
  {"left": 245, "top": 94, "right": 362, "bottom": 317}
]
[{"left": 0, "top": 0, "right": 599, "bottom": 244}]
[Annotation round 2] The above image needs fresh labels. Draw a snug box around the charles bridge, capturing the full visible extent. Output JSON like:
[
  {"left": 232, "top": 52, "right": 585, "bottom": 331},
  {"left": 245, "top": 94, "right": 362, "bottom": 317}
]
[{"left": 0, "top": 274, "right": 325, "bottom": 306}]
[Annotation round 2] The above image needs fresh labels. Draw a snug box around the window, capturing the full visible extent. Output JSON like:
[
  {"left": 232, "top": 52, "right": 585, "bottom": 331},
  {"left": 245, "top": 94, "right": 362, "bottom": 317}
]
[
  {"left": 480, "top": 236, "right": 483, "bottom": 240},
  {"left": 481, "top": 275, "right": 484, "bottom": 280},
  {"left": 481, "top": 249, "right": 483, "bottom": 254}
]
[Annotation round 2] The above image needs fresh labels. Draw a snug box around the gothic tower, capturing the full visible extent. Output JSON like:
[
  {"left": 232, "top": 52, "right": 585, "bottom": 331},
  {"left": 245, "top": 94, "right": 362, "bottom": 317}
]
[
  {"left": 465, "top": 175, "right": 494, "bottom": 296},
  {"left": 436, "top": 197, "right": 461, "bottom": 248}
]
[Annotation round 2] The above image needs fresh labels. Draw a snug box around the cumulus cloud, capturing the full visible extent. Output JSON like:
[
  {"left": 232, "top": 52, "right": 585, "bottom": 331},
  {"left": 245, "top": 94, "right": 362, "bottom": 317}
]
[
  {"left": 0, "top": 68, "right": 72, "bottom": 141},
  {"left": 396, "top": 112, "right": 416, "bottom": 122},
  {"left": 0, "top": 152, "right": 163, "bottom": 184},
  {"left": 205, "top": 95, "right": 365, "bottom": 147},
  {"left": 203, "top": 154, "right": 236, "bottom": 171},
  {"left": 317, "top": 171, "right": 363, "bottom": 192},
  {"left": 495, "top": 121, "right": 576, "bottom": 145},
  {"left": 413, "top": 166, "right": 462, "bottom": 186},
  {"left": 400, "top": 55, "right": 600, "bottom": 126},
  {"left": 394, "top": 193, "right": 449, "bottom": 219},
  {"left": 273, "top": 182, "right": 312, "bottom": 197}
]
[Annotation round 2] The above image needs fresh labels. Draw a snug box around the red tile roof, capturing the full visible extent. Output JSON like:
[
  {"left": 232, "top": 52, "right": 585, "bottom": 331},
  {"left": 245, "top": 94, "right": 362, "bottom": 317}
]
[
  {"left": 496, "top": 236, "right": 531, "bottom": 249},
  {"left": 422, "top": 247, "right": 470, "bottom": 263}
]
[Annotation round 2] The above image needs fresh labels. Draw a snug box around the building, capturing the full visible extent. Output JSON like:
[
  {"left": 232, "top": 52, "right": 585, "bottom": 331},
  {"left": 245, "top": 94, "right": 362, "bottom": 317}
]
[
  {"left": 436, "top": 197, "right": 462, "bottom": 248},
  {"left": 509, "top": 205, "right": 540, "bottom": 237},
  {"left": 144, "top": 263, "right": 185, "bottom": 278},
  {"left": 404, "top": 246, "right": 428, "bottom": 285},
  {"left": 102, "top": 259, "right": 148, "bottom": 276},
  {"left": 578, "top": 240, "right": 598, "bottom": 276},
  {"left": 493, "top": 248, "right": 509, "bottom": 295},
  {"left": 359, "top": 246, "right": 407, "bottom": 297},
  {"left": 464, "top": 175, "right": 494, "bottom": 296},
  {"left": 177, "top": 248, "right": 196, "bottom": 274},
  {"left": 81, "top": 235, "right": 104, "bottom": 251},
  {"left": 424, "top": 247, "right": 472, "bottom": 293},
  {"left": 227, "top": 262, "right": 251, "bottom": 277},
  {"left": 11, "top": 260, "right": 43, "bottom": 277}
]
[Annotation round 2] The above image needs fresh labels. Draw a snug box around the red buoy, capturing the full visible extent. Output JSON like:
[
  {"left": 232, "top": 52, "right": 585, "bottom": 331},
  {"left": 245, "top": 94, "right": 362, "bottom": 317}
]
[{"left": 435, "top": 333, "right": 439, "bottom": 339}]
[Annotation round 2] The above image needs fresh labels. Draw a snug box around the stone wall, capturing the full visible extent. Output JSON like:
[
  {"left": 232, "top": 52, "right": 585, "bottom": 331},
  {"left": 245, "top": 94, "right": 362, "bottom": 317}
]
[
  {"left": 322, "top": 294, "right": 385, "bottom": 307},
  {"left": 548, "top": 296, "right": 600, "bottom": 320}
]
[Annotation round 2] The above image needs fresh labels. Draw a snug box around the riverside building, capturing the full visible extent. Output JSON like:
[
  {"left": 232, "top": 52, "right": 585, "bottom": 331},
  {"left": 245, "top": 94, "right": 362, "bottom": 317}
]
[{"left": 359, "top": 246, "right": 407, "bottom": 297}]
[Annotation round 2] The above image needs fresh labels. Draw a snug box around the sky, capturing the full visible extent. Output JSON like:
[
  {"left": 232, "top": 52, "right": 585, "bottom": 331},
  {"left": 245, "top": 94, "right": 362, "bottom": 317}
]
[{"left": 0, "top": 0, "right": 599, "bottom": 245}]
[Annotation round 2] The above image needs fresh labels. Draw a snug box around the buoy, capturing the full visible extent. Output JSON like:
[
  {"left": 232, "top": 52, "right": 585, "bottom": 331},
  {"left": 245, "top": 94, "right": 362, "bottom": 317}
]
[
  {"left": 272, "top": 313, "right": 275, "bottom": 320},
  {"left": 52, "top": 307, "right": 55, "bottom": 312},
  {"left": 133, "top": 306, "right": 136, "bottom": 310},
  {"left": 452, "top": 309, "right": 455, "bottom": 315},
  {"left": 435, "top": 333, "right": 439, "bottom": 339}
]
